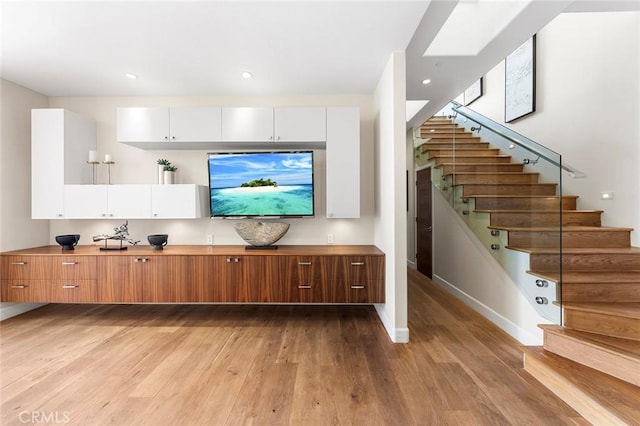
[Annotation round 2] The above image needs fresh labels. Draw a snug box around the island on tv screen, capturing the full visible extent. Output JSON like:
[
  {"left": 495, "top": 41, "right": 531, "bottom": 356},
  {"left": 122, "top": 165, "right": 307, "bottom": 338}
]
[{"left": 208, "top": 151, "right": 314, "bottom": 217}]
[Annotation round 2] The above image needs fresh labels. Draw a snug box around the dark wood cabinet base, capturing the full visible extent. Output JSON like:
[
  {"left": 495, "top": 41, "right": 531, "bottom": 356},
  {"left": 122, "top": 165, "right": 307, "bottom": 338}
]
[{"left": 1, "top": 245, "right": 385, "bottom": 304}]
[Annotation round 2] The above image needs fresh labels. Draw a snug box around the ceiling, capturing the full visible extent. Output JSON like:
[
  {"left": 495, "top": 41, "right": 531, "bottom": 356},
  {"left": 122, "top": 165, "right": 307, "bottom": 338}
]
[{"left": 2, "top": 0, "right": 638, "bottom": 128}]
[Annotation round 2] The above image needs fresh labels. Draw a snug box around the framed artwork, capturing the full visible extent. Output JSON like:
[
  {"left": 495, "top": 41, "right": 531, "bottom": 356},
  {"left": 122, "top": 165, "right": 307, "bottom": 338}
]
[
  {"left": 505, "top": 35, "right": 536, "bottom": 122},
  {"left": 464, "top": 78, "right": 483, "bottom": 106}
]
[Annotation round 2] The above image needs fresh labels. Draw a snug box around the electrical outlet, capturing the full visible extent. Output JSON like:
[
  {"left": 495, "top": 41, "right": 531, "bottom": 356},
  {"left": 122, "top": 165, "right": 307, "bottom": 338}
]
[
  {"left": 327, "top": 234, "right": 333, "bottom": 244},
  {"left": 207, "top": 234, "right": 214, "bottom": 245}
]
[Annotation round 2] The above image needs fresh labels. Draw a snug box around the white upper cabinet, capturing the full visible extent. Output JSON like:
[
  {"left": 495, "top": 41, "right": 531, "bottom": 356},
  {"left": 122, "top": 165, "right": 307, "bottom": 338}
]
[
  {"left": 151, "top": 185, "right": 208, "bottom": 218},
  {"left": 31, "top": 109, "right": 96, "bottom": 219},
  {"left": 117, "top": 107, "right": 170, "bottom": 142},
  {"left": 221, "top": 107, "right": 326, "bottom": 143},
  {"left": 117, "top": 107, "right": 222, "bottom": 148},
  {"left": 221, "top": 107, "right": 274, "bottom": 142},
  {"left": 61, "top": 184, "right": 206, "bottom": 219},
  {"left": 274, "top": 107, "right": 326, "bottom": 142},
  {"left": 169, "top": 107, "right": 222, "bottom": 142},
  {"left": 326, "top": 107, "right": 360, "bottom": 219},
  {"left": 63, "top": 185, "right": 151, "bottom": 219}
]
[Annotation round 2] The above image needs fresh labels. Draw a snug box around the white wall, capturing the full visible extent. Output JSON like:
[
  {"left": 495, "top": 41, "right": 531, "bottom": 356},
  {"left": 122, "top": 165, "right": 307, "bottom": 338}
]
[
  {"left": 468, "top": 11, "right": 640, "bottom": 245},
  {"left": 373, "top": 52, "right": 409, "bottom": 343},
  {"left": 425, "top": 11, "right": 639, "bottom": 345},
  {"left": 0, "top": 79, "right": 49, "bottom": 319},
  {"left": 47, "top": 95, "right": 375, "bottom": 246}
]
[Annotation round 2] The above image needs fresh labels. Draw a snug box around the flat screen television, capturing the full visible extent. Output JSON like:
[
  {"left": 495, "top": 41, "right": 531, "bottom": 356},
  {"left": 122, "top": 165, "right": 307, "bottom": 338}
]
[{"left": 208, "top": 151, "right": 314, "bottom": 218}]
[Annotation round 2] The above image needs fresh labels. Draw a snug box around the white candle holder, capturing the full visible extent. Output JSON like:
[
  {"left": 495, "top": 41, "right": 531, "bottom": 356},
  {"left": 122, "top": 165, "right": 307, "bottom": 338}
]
[
  {"left": 103, "top": 160, "right": 115, "bottom": 184},
  {"left": 87, "top": 160, "right": 100, "bottom": 184}
]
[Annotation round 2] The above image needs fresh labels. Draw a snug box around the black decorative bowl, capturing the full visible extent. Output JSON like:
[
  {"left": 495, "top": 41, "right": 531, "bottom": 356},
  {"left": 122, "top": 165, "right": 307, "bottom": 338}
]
[
  {"left": 148, "top": 234, "right": 168, "bottom": 250},
  {"left": 55, "top": 234, "right": 80, "bottom": 251}
]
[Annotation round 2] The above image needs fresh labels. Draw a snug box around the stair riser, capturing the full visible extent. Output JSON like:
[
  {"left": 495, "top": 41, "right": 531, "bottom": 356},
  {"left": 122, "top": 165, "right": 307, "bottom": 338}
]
[
  {"left": 561, "top": 284, "right": 640, "bottom": 303},
  {"left": 564, "top": 310, "right": 640, "bottom": 341},
  {"left": 432, "top": 156, "right": 513, "bottom": 165},
  {"left": 451, "top": 174, "right": 539, "bottom": 185},
  {"left": 460, "top": 184, "right": 557, "bottom": 196},
  {"left": 489, "top": 212, "right": 601, "bottom": 227},
  {"left": 420, "top": 130, "right": 468, "bottom": 137},
  {"left": 421, "top": 142, "right": 489, "bottom": 152},
  {"left": 531, "top": 253, "right": 640, "bottom": 271},
  {"left": 543, "top": 331, "right": 640, "bottom": 387},
  {"left": 508, "top": 230, "right": 631, "bottom": 248},
  {"left": 440, "top": 164, "right": 524, "bottom": 174},
  {"left": 475, "top": 197, "right": 573, "bottom": 210},
  {"left": 422, "top": 137, "right": 481, "bottom": 143},
  {"left": 428, "top": 149, "right": 500, "bottom": 158}
]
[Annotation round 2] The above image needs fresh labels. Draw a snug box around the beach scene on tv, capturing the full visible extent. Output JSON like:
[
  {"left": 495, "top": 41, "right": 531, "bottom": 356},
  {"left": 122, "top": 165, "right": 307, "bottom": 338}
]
[{"left": 208, "top": 151, "right": 314, "bottom": 217}]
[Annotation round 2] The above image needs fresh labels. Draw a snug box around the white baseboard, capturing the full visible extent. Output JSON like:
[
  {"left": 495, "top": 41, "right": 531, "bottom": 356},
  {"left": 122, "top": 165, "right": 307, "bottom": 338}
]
[
  {"left": 374, "top": 304, "right": 410, "bottom": 343},
  {"left": 0, "top": 303, "right": 46, "bottom": 321},
  {"left": 406, "top": 260, "right": 416, "bottom": 269},
  {"left": 432, "top": 274, "right": 542, "bottom": 346}
]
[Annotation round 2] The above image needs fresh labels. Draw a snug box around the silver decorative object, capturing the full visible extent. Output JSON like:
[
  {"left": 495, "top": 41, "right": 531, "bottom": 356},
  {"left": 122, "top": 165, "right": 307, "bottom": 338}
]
[
  {"left": 93, "top": 220, "right": 140, "bottom": 250},
  {"left": 233, "top": 222, "right": 290, "bottom": 249}
]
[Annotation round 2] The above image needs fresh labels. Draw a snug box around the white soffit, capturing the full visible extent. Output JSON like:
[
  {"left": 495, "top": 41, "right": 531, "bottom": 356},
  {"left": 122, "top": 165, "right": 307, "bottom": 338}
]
[
  {"left": 406, "top": 100, "right": 430, "bottom": 122},
  {"left": 423, "top": 0, "right": 532, "bottom": 57}
]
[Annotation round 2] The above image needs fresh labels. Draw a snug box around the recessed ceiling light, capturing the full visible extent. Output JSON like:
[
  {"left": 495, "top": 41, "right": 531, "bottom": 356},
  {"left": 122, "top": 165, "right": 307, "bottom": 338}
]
[
  {"left": 241, "top": 71, "right": 253, "bottom": 79},
  {"left": 125, "top": 73, "right": 137, "bottom": 80},
  {"left": 421, "top": 79, "right": 431, "bottom": 85}
]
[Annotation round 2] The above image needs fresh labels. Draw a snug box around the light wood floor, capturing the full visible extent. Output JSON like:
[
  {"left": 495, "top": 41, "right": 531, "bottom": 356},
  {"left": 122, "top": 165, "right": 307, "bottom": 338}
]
[{"left": 1, "top": 269, "right": 585, "bottom": 425}]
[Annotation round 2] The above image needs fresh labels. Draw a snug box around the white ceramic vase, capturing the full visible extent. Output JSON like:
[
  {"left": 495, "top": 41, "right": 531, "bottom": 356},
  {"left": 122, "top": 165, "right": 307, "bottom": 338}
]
[
  {"left": 164, "top": 170, "right": 176, "bottom": 184},
  {"left": 158, "top": 165, "right": 165, "bottom": 184}
]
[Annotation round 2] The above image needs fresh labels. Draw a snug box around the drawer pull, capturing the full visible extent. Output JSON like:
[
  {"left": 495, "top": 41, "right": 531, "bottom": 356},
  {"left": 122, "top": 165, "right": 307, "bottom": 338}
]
[
  {"left": 62, "top": 285, "right": 79, "bottom": 289},
  {"left": 351, "top": 262, "right": 365, "bottom": 266},
  {"left": 11, "top": 285, "right": 27, "bottom": 289},
  {"left": 11, "top": 262, "right": 27, "bottom": 265},
  {"left": 298, "top": 285, "right": 312, "bottom": 289},
  {"left": 351, "top": 285, "right": 365, "bottom": 289},
  {"left": 298, "top": 262, "right": 312, "bottom": 266},
  {"left": 62, "top": 262, "right": 78, "bottom": 265},
  {"left": 134, "top": 258, "right": 149, "bottom": 263}
]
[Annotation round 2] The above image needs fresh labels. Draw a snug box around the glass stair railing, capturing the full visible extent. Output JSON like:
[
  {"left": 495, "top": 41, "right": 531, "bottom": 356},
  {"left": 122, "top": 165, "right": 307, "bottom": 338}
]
[{"left": 414, "top": 101, "right": 589, "bottom": 325}]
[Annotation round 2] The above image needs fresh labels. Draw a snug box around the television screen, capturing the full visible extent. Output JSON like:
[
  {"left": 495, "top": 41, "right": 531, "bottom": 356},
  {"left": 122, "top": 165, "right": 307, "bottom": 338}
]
[{"left": 208, "top": 151, "right": 314, "bottom": 217}]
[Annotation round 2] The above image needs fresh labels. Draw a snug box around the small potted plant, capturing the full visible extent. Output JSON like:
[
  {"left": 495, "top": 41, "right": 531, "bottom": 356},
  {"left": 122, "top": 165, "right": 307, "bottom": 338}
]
[
  {"left": 157, "top": 159, "right": 171, "bottom": 184},
  {"left": 163, "top": 164, "right": 178, "bottom": 184}
]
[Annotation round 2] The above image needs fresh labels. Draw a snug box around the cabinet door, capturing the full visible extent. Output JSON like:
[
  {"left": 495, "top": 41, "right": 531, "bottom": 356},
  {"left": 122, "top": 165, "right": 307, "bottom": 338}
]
[
  {"left": 151, "top": 184, "right": 207, "bottom": 218},
  {"left": 51, "top": 256, "right": 96, "bottom": 279},
  {"left": 283, "top": 256, "right": 327, "bottom": 303},
  {"left": 2, "top": 256, "right": 52, "bottom": 280},
  {"left": 340, "top": 256, "right": 385, "bottom": 303},
  {"left": 221, "top": 107, "right": 274, "bottom": 142},
  {"left": 1, "top": 280, "right": 49, "bottom": 303},
  {"left": 49, "top": 280, "right": 97, "bottom": 303},
  {"left": 31, "top": 109, "right": 96, "bottom": 219},
  {"left": 170, "top": 107, "right": 222, "bottom": 142},
  {"left": 107, "top": 185, "right": 152, "bottom": 218},
  {"left": 117, "top": 107, "right": 170, "bottom": 142},
  {"left": 63, "top": 185, "right": 108, "bottom": 218},
  {"left": 138, "top": 256, "right": 188, "bottom": 303},
  {"left": 97, "top": 257, "right": 143, "bottom": 303},
  {"left": 326, "top": 107, "right": 360, "bottom": 218},
  {"left": 274, "top": 107, "right": 326, "bottom": 142}
]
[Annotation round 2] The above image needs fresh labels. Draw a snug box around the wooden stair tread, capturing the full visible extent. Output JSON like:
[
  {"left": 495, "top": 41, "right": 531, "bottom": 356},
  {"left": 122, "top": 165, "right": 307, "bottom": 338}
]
[
  {"left": 515, "top": 246, "right": 640, "bottom": 254},
  {"left": 522, "top": 346, "right": 640, "bottom": 424},
  {"left": 430, "top": 155, "right": 511, "bottom": 159},
  {"left": 446, "top": 172, "right": 539, "bottom": 176},
  {"left": 512, "top": 247, "right": 640, "bottom": 256},
  {"left": 476, "top": 209, "right": 603, "bottom": 214},
  {"left": 562, "top": 303, "right": 640, "bottom": 319},
  {"left": 529, "top": 270, "right": 640, "bottom": 283},
  {"left": 475, "top": 195, "right": 578, "bottom": 200},
  {"left": 490, "top": 225, "right": 632, "bottom": 232},
  {"left": 540, "top": 324, "right": 640, "bottom": 359}
]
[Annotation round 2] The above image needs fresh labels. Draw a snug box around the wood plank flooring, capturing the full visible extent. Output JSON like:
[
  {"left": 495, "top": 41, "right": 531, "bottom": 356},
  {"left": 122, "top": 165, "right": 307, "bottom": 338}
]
[{"left": 0, "top": 269, "right": 584, "bottom": 425}]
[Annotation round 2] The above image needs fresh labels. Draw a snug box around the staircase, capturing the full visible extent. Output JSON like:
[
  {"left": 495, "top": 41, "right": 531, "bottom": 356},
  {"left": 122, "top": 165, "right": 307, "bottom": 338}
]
[{"left": 417, "top": 116, "right": 640, "bottom": 424}]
